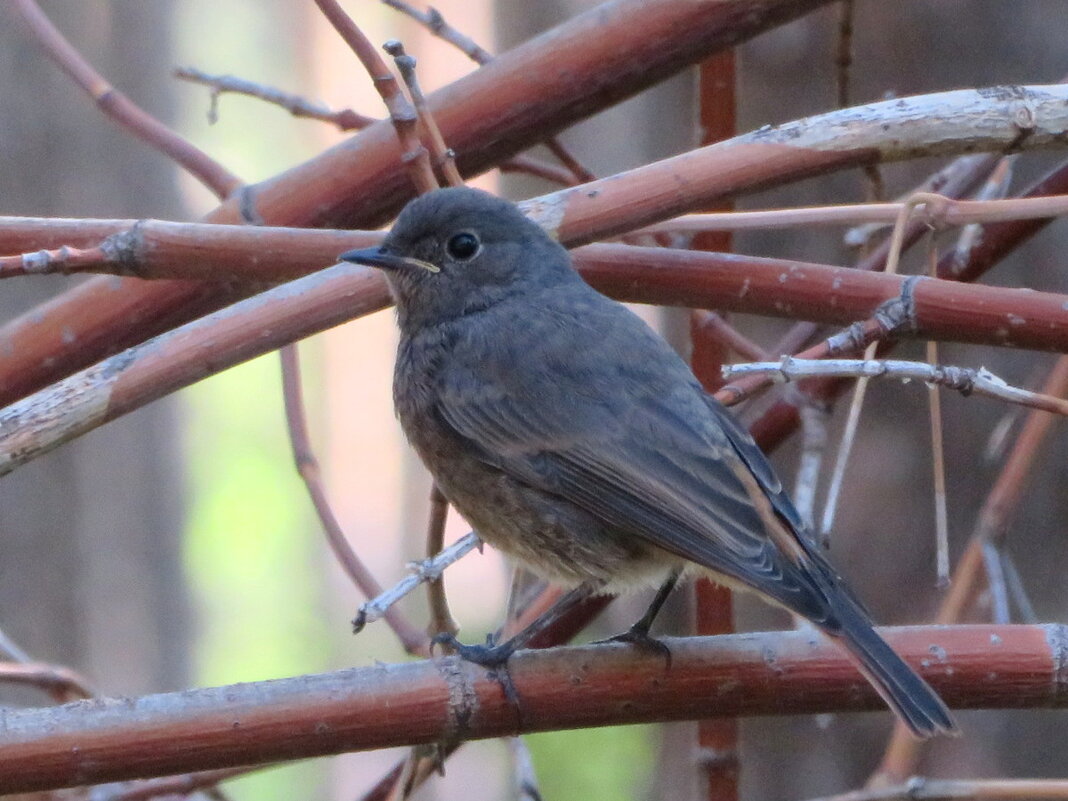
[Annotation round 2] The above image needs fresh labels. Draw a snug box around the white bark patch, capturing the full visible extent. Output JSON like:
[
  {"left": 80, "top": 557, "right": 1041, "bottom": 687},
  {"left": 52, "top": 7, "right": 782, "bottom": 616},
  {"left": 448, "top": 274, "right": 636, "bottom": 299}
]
[{"left": 0, "top": 362, "right": 114, "bottom": 476}]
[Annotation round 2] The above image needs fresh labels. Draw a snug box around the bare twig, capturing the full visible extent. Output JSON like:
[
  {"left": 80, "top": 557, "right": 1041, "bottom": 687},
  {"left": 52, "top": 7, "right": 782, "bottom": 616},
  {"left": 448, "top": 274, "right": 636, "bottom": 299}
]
[
  {"left": 981, "top": 542, "right": 1011, "bottom": 624},
  {"left": 280, "top": 346, "right": 428, "bottom": 656},
  {"left": 352, "top": 532, "right": 482, "bottom": 634},
  {"left": 0, "top": 626, "right": 32, "bottom": 664},
  {"left": 381, "top": 0, "right": 595, "bottom": 185},
  {"left": 314, "top": 0, "right": 437, "bottom": 195},
  {"left": 818, "top": 193, "right": 935, "bottom": 538},
  {"left": 951, "top": 155, "right": 1017, "bottom": 272},
  {"left": 422, "top": 486, "right": 457, "bottom": 640},
  {"left": 97, "top": 767, "right": 258, "bottom": 801},
  {"left": 10, "top": 0, "right": 241, "bottom": 198},
  {"left": 0, "top": 662, "right": 96, "bottom": 702},
  {"left": 795, "top": 401, "right": 830, "bottom": 534},
  {"left": 384, "top": 40, "right": 463, "bottom": 187},
  {"left": 692, "top": 311, "right": 768, "bottom": 362},
  {"left": 634, "top": 192, "right": 1068, "bottom": 236},
  {"left": 721, "top": 357, "right": 1068, "bottom": 415},
  {"left": 868, "top": 356, "right": 1068, "bottom": 784},
  {"left": 0, "top": 244, "right": 107, "bottom": 278},
  {"left": 382, "top": 0, "right": 492, "bottom": 63},
  {"left": 925, "top": 239, "right": 950, "bottom": 586},
  {"left": 1001, "top": 549, "right": 1038, "bottom": 623},
  {"left": 175, "top": 65, "right": 377, "bottom": 130}
]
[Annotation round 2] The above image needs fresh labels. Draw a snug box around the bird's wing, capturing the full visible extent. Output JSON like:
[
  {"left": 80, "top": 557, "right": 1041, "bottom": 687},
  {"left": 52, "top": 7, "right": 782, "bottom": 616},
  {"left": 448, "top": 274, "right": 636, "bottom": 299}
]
[{"left": 435, "top": 339, "right": 831, "bottom": 621}]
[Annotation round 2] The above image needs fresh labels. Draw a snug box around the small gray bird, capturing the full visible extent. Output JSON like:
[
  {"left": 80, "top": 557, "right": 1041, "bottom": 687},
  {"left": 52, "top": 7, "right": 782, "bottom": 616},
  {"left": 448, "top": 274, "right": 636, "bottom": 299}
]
[{"left": 341, "top": 186, "right": 956, "bottom": 738}]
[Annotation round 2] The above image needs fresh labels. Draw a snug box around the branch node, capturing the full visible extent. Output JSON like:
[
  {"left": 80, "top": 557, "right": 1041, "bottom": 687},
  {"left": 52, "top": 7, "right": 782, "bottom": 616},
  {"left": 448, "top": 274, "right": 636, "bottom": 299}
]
[{"left": 433, "top": 655, "right": 478, "bottom": 742}]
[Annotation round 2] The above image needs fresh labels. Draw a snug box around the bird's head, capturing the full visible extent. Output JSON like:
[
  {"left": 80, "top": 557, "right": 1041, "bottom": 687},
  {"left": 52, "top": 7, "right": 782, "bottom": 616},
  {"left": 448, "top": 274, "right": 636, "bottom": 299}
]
[{"left": 340, "top": 187, "right": 574, "bottom": 328}]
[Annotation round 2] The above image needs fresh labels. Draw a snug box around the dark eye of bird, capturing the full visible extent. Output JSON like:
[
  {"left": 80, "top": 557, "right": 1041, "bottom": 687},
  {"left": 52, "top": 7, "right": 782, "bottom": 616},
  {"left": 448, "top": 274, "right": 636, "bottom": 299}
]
[{"left": 445, "top": 231, "right": 481, "bottom": 261}]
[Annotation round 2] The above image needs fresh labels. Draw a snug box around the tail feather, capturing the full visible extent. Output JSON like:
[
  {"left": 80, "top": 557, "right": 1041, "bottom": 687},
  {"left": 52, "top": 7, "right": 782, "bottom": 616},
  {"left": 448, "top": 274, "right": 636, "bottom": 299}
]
[{"left": 824, "top": 595, "right": 958, "bottom": 739}]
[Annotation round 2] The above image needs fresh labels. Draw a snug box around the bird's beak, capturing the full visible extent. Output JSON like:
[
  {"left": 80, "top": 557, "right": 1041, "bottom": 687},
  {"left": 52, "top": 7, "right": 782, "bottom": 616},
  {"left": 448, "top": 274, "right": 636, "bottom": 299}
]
[{"left": 339, "top": 247, "right": 439, "bottom": 273}]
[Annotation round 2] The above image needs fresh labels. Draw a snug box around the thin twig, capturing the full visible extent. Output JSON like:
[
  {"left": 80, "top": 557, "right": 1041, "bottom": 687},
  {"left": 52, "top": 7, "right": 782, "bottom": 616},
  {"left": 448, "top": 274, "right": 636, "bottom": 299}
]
[
  {"left": 10, "top": 0, "right": 241, "bottom": 198},
  {"left": 384, "top": 40, "right": 463, "bottom": 186},
  {"left": 0, "top": 662, "right": 96, "bottom": 702},
  {"left": 98, "top": 767, "right": 258, "bottom": 801},
  {"left": 951, "top": 155, "right": 1017, "bottom": 273},
  {"left": 423, "top": 485, "right": 457, "bottom": 640},
  {"left": 280, "top": 346, "right": 429, "bottom": 656},
  {"left": 721, "top": 357, "right": 1068, "bottom": 415},
  {"left": 314, "top": 0, "right": 437, "bottom": 194},
  {"left": 1001, "top": 549, "right": 1038, "bottom": 623},
  {"left": 0, "top": 244, "right": 107, "bottom": 278},
  {"left": 175, "top": 66, "right": 377, "bottom": 130},
  {"left": 795, "top": 401, "right": 830, "bottom": 534},
  {"left": 499, "top": 155, "right": 583, "bottom": 186},
  {"left": 633, "top": 192, "right": 1068, "bottom": 236},
  {"left": 351, "top": 532, "right": 482, "bottom": 634},
  {"left": 382, "top": 0, "right": 492, "bottom": 63},
  {"left": 0, "top": 626, "right": 32, "bottom": 663},
  {"left": 981, "top": 542, "right": 1011, "bottom": 624},
  {"left": 819, "top": 193, "right": 935, "bottom": 538},
  {"left": 692, "top": 311, "right": 769, "bottom": 362},
  {"left": 868, "top": 356, "right": 1068, "bottom": 785},
  {"left": 925, "top": 236, "right": 950, "bottom": 586},
  {"left": 381, "top": 0, "right": 595, "bottom": 185}
]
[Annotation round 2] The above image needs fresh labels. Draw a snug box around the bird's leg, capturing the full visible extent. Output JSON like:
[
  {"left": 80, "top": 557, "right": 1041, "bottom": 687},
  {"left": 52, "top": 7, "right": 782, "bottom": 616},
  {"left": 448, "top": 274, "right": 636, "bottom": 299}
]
[
  {"left": 432, "top": 579, "right": 602, "bottom": 668},
  {"left": 593, "top": 569, "right": 681, "bottom": 664}
]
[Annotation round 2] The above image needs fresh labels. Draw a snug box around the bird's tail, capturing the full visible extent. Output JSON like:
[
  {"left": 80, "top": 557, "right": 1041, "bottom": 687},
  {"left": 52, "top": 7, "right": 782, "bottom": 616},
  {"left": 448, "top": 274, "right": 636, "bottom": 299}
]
[{"left": 822, "top": 590, "right": 958, "bottom": 739}]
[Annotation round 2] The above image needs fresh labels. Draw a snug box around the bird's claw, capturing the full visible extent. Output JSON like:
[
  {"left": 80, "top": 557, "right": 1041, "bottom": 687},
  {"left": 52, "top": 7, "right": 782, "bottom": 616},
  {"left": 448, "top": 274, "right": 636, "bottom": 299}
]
[
  {"left": 430, "top": 631, "right": 516, "bottom": 668},
  {"left": 594, "top": 627, "right": 673, "bottom": 668}
]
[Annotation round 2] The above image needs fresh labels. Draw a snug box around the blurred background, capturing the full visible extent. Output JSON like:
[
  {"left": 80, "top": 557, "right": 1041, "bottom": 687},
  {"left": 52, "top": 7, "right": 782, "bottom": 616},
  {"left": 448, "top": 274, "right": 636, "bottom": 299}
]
[{"left": 0, "top": 1, "right": 1066, "bottom": 799}]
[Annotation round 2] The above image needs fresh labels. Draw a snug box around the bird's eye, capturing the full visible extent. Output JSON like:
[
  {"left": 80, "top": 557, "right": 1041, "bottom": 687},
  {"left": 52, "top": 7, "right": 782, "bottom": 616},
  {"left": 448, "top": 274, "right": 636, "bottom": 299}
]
[{"left": 445, "top": 231, "right": 481, "bottom": 261}]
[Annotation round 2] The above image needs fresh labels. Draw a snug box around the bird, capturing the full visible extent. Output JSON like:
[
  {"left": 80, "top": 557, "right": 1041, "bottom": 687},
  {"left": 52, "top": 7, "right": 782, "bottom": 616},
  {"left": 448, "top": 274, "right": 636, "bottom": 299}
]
[{"left": 340, "top": 186, "right": 957, "bottom": 738}]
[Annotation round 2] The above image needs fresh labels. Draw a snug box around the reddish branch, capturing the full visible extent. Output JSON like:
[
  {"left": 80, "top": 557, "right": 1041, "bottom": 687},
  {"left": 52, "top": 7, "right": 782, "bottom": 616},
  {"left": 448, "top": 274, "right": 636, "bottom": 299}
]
[
  {"left": 0, "top": 625, "right": 1062, "bottom": 794},
  {"left": 8, "top": 242, "right": 1068, "bottom": 480},
  {"left": 0, "top": 0, "right": 838, "bottom": 406},
  {"left": 4, "top": 80, "right": 1066, "bottom": 406}
]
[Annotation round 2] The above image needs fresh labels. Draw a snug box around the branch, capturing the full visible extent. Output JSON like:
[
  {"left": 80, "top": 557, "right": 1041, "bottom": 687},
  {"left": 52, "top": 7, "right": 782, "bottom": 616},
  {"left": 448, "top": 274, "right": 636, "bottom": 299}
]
[
  {"left": 635, "top": 192, "right": 1068, "bottom": 235},
  {"left": 9, "top": 0, "right": 241, "bottom": 198},
  {"left": 0, "top": 0, "right": 851, "bottom": 404},
  {"left": 313, "top": 0, "right": 437, "bottom": 195},
  {"left": 524, "top": 84, "right": 1068, "bottom": 244},
  {"left": 352, "top": 533, "right": 482, "bottom": 634},
  {"left": 279, "top": 346, "right": 428, "bottom": 656},
  {"left": 0, "top": 662, "right": 95, "bottom": 703},
  {"left": 0, "top": 625, "right": 1062, "bottom": 793},
  {"left": 9, "top": 242, "right": 1068, "bottom": 479},
  {"left": 174, "top": 66, "right": 377, "bottom": 130},
  {"left": 381, "top": 0, "right": 595, "bottom": 184},
  {"left": 721, "top": 357, "right": 1068, "bottom": 415}
]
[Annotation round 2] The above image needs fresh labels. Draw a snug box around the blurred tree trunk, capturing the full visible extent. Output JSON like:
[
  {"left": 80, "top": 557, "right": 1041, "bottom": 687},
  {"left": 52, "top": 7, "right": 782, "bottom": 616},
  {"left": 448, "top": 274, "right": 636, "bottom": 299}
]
[{"left": 0, "top": 2, "right": 188, "bottom": 700}]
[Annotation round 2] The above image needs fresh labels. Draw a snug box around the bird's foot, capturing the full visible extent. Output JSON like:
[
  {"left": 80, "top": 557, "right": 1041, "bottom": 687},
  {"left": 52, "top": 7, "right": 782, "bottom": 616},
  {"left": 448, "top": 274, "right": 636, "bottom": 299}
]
[
  {"left": 431, "top": 632, "right": 525, "bottom": 723},
  {"left": 431, "top": 631, "right": 516, "bottom": 668},
  {"left": 594, "top": 626, "right": 673, "bottom": 668}
]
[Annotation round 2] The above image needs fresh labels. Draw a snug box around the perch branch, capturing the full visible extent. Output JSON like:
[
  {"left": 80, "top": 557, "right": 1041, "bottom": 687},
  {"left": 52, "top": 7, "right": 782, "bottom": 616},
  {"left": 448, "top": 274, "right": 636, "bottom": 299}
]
[{"left": 0, "top": 625, "right": 1063, "bottom": 794}]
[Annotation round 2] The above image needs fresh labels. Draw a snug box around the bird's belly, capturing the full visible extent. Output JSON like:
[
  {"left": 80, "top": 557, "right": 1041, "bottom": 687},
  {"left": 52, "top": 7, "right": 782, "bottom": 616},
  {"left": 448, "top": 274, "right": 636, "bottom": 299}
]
[{"left": 436, "top": 464, "right": 674, "bottom": 592}]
